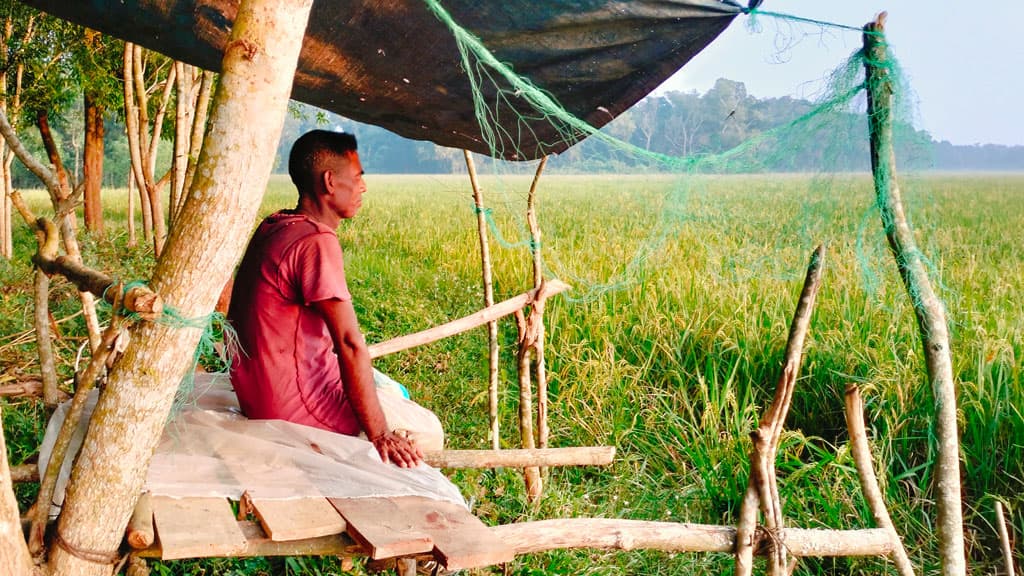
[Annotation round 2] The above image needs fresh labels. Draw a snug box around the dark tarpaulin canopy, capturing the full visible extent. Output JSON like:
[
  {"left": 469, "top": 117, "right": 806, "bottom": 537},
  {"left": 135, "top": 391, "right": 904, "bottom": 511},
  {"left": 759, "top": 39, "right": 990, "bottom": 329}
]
[{"left": 19, "top": 0, "right": 743, "bottom": 160}]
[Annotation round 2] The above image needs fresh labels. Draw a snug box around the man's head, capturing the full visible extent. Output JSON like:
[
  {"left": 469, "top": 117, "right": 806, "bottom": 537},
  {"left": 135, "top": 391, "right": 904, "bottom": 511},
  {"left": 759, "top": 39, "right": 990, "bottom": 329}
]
[
  {"left": 288, "top": 130, "right": 359, "bottom": 196},
  {"left": 289, "top": 130, "right": 366, "bottom": 223}
]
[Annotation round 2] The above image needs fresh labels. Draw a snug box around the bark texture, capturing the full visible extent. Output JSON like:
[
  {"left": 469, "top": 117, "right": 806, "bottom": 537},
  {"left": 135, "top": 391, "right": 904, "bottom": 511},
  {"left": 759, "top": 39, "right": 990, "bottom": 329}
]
[
  {"left": 83, "top": 92, "right": 105, "bottom": 235},
  {"left": 492, "top": 520, "right": 894, "bottom": 557},
  {"left": 863, "top": 16, "right": 965, "bottom": 576},
  {"left": 1, "top": 407, "right": 36, "bottom": 575},
  {"left": 463, "top": 150, "right": 500, "bottom": 450},
  {"left": 45, "top": 0, "right": 314, "bottom": 573}
]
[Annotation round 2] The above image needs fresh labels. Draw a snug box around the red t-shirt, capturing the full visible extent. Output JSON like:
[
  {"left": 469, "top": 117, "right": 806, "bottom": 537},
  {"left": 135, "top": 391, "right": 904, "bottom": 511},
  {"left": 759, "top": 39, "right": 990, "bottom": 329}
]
[{"left": 228, "top": 211, "right": 361, "bottom": 435}]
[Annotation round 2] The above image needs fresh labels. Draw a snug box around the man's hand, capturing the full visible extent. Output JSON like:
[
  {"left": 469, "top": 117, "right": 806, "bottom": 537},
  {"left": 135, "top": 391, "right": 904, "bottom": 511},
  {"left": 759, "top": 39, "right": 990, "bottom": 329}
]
[{"left": 371, "top": 430, "right": 424, "bottom": 468}]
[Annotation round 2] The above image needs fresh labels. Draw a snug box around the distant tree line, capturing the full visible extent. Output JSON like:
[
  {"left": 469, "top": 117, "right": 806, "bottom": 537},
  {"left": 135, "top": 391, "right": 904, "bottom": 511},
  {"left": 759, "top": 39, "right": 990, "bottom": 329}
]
[
  {"left": 11, "top": 78, "right": 1024, "bottom": 193},
  {"left": 270, "top": 78, "right": 1024, "bottom": 174}
]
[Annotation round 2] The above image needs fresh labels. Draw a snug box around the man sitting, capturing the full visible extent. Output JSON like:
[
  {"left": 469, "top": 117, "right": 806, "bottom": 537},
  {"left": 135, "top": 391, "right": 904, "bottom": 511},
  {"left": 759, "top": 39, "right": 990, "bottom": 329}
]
[{"left": 228, "top": 130, "right": 441, "bottom": 468}]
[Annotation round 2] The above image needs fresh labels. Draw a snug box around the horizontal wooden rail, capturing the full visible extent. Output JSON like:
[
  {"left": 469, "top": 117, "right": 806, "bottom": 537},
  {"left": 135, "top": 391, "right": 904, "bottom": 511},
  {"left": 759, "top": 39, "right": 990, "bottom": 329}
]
[
  {"left": 491, "top": 520, "right": 894, "bottom": 557},
  {"left": 424, "top": 446, "right": 614, "bottom": 469},
  {"left": 368, "top": 280, "right": 570, "bottom": 359},
  {"left": 0, "top": 381, "right": 43, "bottom": 399},
  {"left": 10, "top": 464, "right": 38, "bottom": 483}
]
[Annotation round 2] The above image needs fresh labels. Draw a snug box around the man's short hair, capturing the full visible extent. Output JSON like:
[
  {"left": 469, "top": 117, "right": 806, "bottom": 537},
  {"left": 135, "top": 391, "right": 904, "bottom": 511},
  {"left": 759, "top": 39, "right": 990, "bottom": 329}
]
[{"left": 288, "top": 130, "right": 359, "bottom": 194}]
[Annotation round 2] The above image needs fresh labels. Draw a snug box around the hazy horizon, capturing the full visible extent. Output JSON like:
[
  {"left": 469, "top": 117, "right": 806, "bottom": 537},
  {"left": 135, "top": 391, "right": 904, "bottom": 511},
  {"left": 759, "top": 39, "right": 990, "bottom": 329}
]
[{"left": 654, "top": 1, "right": 1024, "bottom": 148}]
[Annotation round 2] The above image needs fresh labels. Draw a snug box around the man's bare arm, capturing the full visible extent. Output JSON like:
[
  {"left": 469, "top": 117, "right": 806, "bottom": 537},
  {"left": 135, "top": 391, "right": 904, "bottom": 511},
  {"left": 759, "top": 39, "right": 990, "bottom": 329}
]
[{"left": 312, "top": 298, "right": 423, "bottom": 468}]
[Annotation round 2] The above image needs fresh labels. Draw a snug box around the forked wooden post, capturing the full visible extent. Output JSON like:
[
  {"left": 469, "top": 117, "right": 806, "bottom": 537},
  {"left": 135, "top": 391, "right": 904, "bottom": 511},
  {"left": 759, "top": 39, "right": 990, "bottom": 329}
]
[
  {"left": 863, "top": 14, "right": 965, "bottom": 576},
  {"left": 735, "top": 245, "right": 825, "bottom": 576},
  {"left": 464, "top": 150, "right": 501, "bottom": 450},
  {"left": 513, "top": 155, "right": 553, "bottom": 502},
  {"left": 526, "top": 156, "right": 550, "bottom": 450}
]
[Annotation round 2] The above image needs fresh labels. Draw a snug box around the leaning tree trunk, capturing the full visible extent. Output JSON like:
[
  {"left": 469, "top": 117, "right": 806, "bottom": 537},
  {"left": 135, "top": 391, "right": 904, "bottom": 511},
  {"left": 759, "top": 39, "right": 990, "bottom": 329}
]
[
  {"left": 863, "top": 15, "right": 965, "bottom": 576},
  {"left": 83, "top": 91, "right": 105, "bottom": 236},
  {"left": 1, "top": 408, "right": 37, "bottom": 575},
  {"left": 46, "top": 0, "right": 314, "bottom": 574}
]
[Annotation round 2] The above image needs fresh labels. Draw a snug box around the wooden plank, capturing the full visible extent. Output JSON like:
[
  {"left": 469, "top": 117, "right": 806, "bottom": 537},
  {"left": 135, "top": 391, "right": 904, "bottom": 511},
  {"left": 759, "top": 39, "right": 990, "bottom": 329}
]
[
  {"left": 151, "top": 497, "right": 247, "bottom": 560},
  {"left": 246, "top": 495, "right": 347, "bottom": 542},
  {"left": 328, "top": 497, "right": 433, "bottom": 559},
  {"left": 392, "top": 497, "right": 515, "bottom": 571},
  {"left": 136, "top": 519, "right": 362, "bottom": 559}
]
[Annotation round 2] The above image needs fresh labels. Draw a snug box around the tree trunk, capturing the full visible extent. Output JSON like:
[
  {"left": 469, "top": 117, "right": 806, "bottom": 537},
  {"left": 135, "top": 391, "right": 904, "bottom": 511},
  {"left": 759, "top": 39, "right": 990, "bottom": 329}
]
[
  {"left": 83, "top": 91, "right": 105, "bottom": 236},
  {"left": 863, "top": 16, "right": 965, "bottom": 576},
  {"left": 1, "top": 407, "right": 37, "bottom": 576},
  {"left": 0, "top": 138, "right": 9, "bottom": 260},
  {"left": 35, "top": 109, "right": 103, "bottom": 352},
  {"left": 145, "top": 63, "right": 175, "bottom": 257},
  {"left": 0, "top": 24, "right": 8, "bottom": 260},
  {"left": 46, "top": 0, "right": 314, "bottom": 574},
  {"left": 123, "top": 43, "right": 154, "bottom": 245},
  {"left": 183, "top": 70, "right": 215, "bottom": 196},
  {"left": 127, "top": 170, "right": 136, "bottom": 247},
  {"left": 169, "top": 61, "right": 192, "bottom": 227}
]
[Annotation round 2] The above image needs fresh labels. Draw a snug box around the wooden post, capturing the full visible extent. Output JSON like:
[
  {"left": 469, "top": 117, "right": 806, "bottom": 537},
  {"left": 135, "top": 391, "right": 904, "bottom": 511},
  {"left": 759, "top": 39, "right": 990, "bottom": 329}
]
[
  {"left": 464, "top": 150, "right": 501, "bottom": 450},
  {"left": 863, "top": 14, "right": 965, "bottom": 576},
  {"left": 525, "top": 156, "right": 549, "bottom": 450},
  {"left": 33, "top": 254, "right": 59, "bottom": 406},
  {"left": 29, "top": 298, "right": 128, "bottom": 554},
  {"left": 735, "top": 246, "right": 825, "bottom": 576},
  {"left": 995, "top": 501, "right": 1014, "bottom": 576},
  {"left": 515, "top": 314, "right": 541, "bottom": 501},
  {"left": 845, "top": 384, "right": 916, "bottom": 576}
]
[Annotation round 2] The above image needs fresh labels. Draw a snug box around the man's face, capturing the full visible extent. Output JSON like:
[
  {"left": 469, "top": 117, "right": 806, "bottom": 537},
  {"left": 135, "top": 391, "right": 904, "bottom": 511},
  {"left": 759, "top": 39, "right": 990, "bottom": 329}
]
[{"left": 324, "top": 151, "right": 366, "bottom": 219}]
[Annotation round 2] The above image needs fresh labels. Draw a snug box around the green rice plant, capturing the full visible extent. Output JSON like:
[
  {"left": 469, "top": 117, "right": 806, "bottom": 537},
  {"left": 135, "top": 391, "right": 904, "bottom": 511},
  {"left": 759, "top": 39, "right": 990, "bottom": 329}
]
[{"left": 1, "top": 173, "right": 1022, "bottom": 574}]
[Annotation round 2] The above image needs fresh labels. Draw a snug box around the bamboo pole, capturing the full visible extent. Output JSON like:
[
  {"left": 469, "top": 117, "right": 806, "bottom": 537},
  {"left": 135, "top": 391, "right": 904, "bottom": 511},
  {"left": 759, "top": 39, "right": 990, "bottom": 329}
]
[
  {"left": 367, "top": 280, "right": 569, "bottom": 359},
  {"left": 863, "top": 15, "right": 965, "bottom": 576},
  {"left": 735, "top": 245, "right": 825, "bottom": 576},
  {"left": 493, "top": 520, "right": 893, "bottom": 557},
  {"left": 424, "top": 446, "right": 614, "bottom": 469},
  {"left": 845, "top": 384, "right": 916, "bottom": 576},
  {"left": 463, "top": 150, "right": 501, "bottom": 450}
]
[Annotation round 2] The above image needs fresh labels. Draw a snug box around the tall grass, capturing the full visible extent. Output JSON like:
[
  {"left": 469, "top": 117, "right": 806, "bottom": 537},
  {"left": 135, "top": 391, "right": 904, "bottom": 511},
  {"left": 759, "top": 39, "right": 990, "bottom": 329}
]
[{"left": 1, "top": 172, "right": 1021, "bottom": 574}]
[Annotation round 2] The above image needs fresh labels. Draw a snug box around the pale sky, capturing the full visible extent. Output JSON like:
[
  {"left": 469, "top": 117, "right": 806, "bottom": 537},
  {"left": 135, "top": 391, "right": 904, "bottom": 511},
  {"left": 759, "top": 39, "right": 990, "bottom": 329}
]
[{"left": 653, "top": 1, "right": 1024, "bottom": 146}]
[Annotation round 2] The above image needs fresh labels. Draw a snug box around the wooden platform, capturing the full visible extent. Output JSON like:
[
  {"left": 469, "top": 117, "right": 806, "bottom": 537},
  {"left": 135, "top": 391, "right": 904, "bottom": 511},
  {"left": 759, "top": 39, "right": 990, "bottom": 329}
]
[{"left": 136, "top": 494, "right": 513, "bottom": 571}]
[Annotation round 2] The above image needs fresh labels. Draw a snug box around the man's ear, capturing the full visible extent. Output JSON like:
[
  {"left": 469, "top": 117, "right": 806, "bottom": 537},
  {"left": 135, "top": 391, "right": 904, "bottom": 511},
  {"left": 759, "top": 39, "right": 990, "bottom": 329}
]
[{"left": 320, "top": 168, "right": 333, "bottom": 194}]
